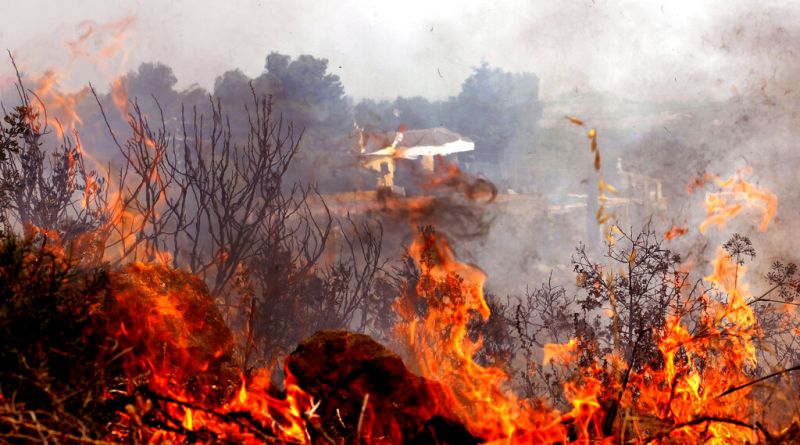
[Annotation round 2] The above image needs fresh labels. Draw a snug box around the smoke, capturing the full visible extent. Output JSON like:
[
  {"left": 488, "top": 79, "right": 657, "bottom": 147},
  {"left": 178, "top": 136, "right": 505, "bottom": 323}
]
[
  {"left": 697, "top": 4, "right": 800, "bottom": 270},
  {"left": 455, "top": 1, "right": 800, "bottom": 294},
  {"left": 4, "top": 0, "right": 800, "bottom": 295},
  {"left": 0, "top": 0, "right": 793, "bottom": 102}
]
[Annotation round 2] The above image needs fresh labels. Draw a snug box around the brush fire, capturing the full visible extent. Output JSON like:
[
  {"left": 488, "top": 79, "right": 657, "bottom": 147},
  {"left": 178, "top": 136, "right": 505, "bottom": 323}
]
[{"left": 3, "top": 5, "right": 800, "bottom": 445}]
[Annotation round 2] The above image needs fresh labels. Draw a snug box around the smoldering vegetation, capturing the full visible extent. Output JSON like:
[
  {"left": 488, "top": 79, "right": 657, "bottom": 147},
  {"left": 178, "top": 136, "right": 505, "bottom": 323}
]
[
  {"left": 6, "top": 7, "right": 799, "bottom": 295},
  {"left": 3, "top": 3, "right": 800, "bottom": 443}
]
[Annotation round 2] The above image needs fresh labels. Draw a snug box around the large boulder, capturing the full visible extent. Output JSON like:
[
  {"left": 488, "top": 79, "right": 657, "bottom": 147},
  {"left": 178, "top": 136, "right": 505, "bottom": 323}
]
[
  {"left": 287, "top": 330, "right": 482, "bottom": 444},
  {"left": 108, "top": 262, "right": 238, "bottom": 403}
]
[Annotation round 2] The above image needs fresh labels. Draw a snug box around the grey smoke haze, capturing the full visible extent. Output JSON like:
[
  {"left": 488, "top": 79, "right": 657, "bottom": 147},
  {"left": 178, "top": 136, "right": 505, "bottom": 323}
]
[
  {"left": 1, "top": 0, "right": 797, "bottom": 101},
  {"left": 2, "top": 0, "right": 800, "bottom": 296}
]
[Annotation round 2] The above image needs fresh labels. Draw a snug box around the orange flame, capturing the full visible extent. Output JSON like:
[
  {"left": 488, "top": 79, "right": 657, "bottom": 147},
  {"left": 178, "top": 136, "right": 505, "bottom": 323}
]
[
  {"left": 397, "top": 228, "right": 575, "bottom": 443},
  {"left": 108, "top": 262, "right": 317, "bottom": 443},
  {"left": 665, "top": 225, "right": 688, "bottom": 240},
  {"left": 699, "top": 168, "right": 777, "bottom": 234},
  {"left": 542, "top": 337, "right": 579, "bottom": 365},
  {"left": 392, "top": 168, "right": 778, "bottom": 443},
  {"left": 9, "top": 21, "right": 795, "bottom": 440}
]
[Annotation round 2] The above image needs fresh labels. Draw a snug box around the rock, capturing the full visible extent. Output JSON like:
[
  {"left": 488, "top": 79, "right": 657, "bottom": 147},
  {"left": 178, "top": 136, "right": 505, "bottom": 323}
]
[
  {"left": 286, "top": 330, "right": 482, "bottom": 444},
  {"left": 108, "top": 262, "right": 238, "bottom": 403},
  {"left": 765, "top": 420, "right": 800, "bottom": 445}
]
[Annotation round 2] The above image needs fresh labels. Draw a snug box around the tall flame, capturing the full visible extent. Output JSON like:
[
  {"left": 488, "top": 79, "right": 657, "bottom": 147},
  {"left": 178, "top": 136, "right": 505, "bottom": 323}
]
[
  {"left": 398, "top": 227, "right": 581, "bottom": 443},
  {"left": 394, "top": 166, "right": 779, "bottom": 443}
]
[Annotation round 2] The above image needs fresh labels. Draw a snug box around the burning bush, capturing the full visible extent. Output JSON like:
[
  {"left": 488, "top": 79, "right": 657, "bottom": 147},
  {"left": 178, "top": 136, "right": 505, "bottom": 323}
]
[
  {"left": 4, "top": 51, "right": 800, "bottom": 444},
  {"left": 0, "top": 232, "right": 319, "bottom": 443}
]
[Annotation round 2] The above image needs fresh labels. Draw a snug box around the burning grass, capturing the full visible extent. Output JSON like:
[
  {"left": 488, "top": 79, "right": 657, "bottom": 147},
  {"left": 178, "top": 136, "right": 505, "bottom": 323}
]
[
  {"left": 3, "top": 220, "right": 800, "bottom": 443},
  {"left": 2, "top": 60, "right": 800, "bottom": 444}
]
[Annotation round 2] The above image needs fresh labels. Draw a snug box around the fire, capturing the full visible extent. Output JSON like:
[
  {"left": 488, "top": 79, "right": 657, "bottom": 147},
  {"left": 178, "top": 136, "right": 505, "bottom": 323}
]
[
  {"left": 66, "top": 17, "right": 135, "bottom": 62},
  {"left": 5, "top": 16, "right": 798, "bottom": 441},
  {"left": 698, "top": 168, "right": 777, "bottom": 234},
  {"left": 4, "top": 25, "right": 333, "bottom": 441},
  {"left": 32, "top": 70, "right": 90, "bottom": 138},
  {"left": 389, "top": 165, "right": 783, "bottom": 443},
  {"left": 238, "top": 376, "right": 248, "bottom": 404},
  {"left": 664, "top": 225, "right": 688, "bottom": 240},
  {"left": 111, "top": 76, "right": 129, "bottom": 114},
  {"left": 182, "top": 407, "right": 194, "bottom": 430},
  {"left": 567, "top": 116, "right": 618, "bottom": 241},
  {"left": 543, "top": 337, "right": 579, "bottom": 365},
  {"left": 686, "top": 172, "right": 716, "bottom": 194},
  {"left": 107, "top": 262, "right": 318, "bottom": 443},
  {"left": 597, "top": 168, "right": 774, "bottom": 443},
  {"left": 15, "top": 17, "right": 134, "bottom": 139},
  {"left": 397, "top": 227, "right": 567, "bottom": 443},
  {"left": 4, "top": 17, "right": 137, "bottom": 254}
]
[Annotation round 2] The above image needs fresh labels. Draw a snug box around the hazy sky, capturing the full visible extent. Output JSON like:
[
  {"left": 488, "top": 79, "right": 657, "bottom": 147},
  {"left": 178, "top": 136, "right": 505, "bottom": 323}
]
[{"left": 0, "top": 0, "right": 796, "bottom": 101}]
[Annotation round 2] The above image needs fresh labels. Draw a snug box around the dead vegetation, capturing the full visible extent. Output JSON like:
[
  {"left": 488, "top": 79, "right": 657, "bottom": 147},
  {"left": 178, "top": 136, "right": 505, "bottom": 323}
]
[{"left": 1, "top": 64, "right": 800, "bottom": 444}]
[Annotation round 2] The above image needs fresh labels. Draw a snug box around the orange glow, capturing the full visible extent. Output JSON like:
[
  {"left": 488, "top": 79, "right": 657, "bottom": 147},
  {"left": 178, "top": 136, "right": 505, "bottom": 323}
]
[
  {"left": 665, "top": 225, "right": 688, "bottom": 240},
  {"left": 111, "top": 76, "right": 128, "bottom": 114},
  {"left": 21, "top": 17, "right": 134, "bottom": 139},
  {"left": 543, "top": 338, "right": 579, "bottom": 365},
  {"left": 67, "top": 17, "right": 134, "bottom": 69},
  {"left": 8, "top": 18, "right": 795, "bottom": 438},
  {"left": 108, "top": 263, "right": 317, "bottom": 444},
  {"left": 397, "top": 227, "right": 572, "bottom": 443},
  {"left": 32, "top": 70, "right": 89, "bottom": 138},
  {"left": 389, "top": 168, "right": 779, "bottom": 443},
  {"left": 182, "top": 407, "right": 193, "bottom": 430},
  {"left": 686, "top": 172, "right": 716, "bottom": 194},
  {"left": 238, "top": 375, "right": 248, "bottom": 404},
  {"left": 699, "top": 169, "right": 777, "bottom": 234}
]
